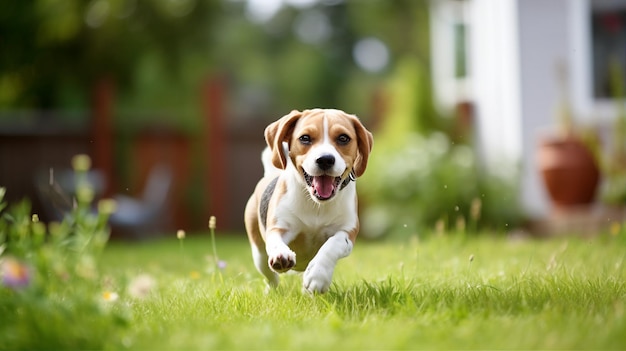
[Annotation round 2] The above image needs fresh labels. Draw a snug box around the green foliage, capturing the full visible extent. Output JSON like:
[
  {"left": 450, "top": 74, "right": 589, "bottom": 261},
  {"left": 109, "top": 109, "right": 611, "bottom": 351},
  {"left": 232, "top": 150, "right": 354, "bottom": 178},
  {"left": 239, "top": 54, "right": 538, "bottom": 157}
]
[
  {"left": 210, "top": 0, "right": 434, "bottom": 120},
  {"left": 600, "top": 58, "right": 626, "bottom": 206},
  {"left": 0, "top": 162, "right": 127, "bottom": 350},
  {"left": 376, "top": 56, "right": 440, "bottom": 142},
  {"left": 0, "top": 0, "right": 436, "bottom": 132},
  {"left": 0, "top": 0, "right": 218, "bottom": 109},
  {"left": 360, "top": 132, "right": 522, "bottom": 238}
]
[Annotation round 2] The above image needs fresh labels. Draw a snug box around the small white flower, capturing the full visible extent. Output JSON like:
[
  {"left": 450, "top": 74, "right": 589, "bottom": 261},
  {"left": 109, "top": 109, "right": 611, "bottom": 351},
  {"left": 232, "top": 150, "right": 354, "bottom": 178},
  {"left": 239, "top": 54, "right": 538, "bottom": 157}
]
[
  {"left": 128, "top": 274, "right": 156, "bottom": 299},
  {"left": 208, "top": 216, "right": 217, "bottom": 230},
  {"left": 102, "top": 291, "right": 119, "bottom": 302}
]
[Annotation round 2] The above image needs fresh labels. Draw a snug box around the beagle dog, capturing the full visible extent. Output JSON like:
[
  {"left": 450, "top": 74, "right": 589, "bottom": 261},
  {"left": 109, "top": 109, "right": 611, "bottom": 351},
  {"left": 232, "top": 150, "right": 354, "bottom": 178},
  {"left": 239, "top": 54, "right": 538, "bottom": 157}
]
[{"left": 244, "top": 109, "right": 373, "bottom": 293}]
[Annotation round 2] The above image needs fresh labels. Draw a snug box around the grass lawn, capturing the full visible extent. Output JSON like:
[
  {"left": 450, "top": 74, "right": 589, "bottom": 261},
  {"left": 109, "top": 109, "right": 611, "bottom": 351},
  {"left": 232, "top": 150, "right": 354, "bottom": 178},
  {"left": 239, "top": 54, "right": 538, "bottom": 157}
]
[{"left": 96, "top": 231, "right": 626, "bottom": 350}]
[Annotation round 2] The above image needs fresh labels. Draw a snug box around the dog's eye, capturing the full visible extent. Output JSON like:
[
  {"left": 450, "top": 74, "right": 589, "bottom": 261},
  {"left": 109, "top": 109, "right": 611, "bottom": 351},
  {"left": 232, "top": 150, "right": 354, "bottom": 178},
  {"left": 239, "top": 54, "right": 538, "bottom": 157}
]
[
  {"left": 299, "top": 135, "right": 312, "bottom": 145},
  {"left": 337, "top": 134, "right": 351, "bottom": 145}
]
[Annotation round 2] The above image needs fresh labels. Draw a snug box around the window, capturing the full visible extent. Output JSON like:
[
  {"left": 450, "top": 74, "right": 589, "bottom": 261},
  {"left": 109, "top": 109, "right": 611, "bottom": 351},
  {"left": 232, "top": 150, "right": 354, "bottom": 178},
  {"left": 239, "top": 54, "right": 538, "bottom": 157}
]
[{"left": 591, "top": 2, "right": 626, "bottom": 99}]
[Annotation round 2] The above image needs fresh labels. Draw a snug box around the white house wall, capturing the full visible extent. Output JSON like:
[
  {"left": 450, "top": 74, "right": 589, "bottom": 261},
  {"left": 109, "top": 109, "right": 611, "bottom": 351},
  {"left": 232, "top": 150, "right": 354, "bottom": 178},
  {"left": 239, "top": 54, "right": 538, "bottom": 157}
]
[
  {"left": 467, "top": 0, "right": 578, "bottom": 218},
  {"left": 466, "top": 0, "right": 526, "bottom": 211}
]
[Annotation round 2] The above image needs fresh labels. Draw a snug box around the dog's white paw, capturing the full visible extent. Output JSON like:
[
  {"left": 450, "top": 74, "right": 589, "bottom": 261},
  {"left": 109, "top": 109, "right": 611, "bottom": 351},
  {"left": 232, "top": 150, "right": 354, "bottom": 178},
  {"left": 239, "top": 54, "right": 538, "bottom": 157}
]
[
  {"left": 267, "top": 246, "right": 296, "bottom": 273},
  {"left": 302, "top": 258, "right": 334, "bottom": 294}
]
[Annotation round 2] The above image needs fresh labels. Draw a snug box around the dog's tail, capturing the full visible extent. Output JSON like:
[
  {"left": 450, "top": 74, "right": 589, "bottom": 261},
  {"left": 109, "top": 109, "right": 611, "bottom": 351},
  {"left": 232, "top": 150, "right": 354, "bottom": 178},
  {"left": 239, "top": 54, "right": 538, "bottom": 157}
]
[{"left": 261, "top": 146, "right": 281, "bottom": 178}]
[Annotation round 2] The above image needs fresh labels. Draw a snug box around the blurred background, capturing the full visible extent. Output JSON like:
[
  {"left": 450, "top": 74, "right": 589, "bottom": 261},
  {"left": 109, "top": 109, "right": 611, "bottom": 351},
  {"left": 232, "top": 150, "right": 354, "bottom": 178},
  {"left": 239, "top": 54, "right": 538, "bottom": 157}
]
[{"left": 0, "top": 0, "right": 625, "bottom": 239}]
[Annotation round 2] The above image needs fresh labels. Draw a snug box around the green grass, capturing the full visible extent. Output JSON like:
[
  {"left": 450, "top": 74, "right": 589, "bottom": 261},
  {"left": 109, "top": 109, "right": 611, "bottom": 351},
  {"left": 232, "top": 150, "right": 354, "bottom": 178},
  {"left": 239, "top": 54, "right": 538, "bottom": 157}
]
[{"left": 97, "top": 232, "right": 626, "bottom": 350}]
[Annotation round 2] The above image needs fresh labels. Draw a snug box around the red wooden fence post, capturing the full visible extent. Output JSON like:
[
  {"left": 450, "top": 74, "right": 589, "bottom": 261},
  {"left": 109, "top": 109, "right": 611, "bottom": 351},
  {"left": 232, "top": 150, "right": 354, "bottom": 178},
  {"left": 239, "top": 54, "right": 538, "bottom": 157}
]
[
  {"left": 91, "top": 77, "right": 115, "bottom": 198},
  {"left": 202, "top": 77, "right": 228, "bottom": 228}
]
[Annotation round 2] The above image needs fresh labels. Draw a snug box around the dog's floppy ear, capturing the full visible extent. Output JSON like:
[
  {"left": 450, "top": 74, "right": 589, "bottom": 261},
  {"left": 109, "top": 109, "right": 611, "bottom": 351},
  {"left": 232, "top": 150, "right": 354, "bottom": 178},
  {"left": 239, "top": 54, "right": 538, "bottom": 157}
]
[
  {"left": 264, "top": 110, "right": 302, "bottom": 169},
  {"left": 350, "top": 115, "right": 374, "bottom": 178}
]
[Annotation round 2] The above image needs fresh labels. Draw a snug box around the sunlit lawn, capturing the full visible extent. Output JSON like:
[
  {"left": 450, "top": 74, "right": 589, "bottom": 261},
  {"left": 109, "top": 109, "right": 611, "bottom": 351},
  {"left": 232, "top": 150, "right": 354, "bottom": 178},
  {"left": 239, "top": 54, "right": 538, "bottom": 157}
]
[{"left": 98, "top": 231, "right": 626, "bottom": 350}]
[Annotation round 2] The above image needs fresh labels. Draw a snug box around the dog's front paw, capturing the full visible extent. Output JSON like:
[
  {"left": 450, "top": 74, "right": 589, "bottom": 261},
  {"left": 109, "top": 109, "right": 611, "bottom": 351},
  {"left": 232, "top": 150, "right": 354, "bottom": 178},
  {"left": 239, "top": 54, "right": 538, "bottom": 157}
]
[
  {"left": 303, "top": 259, "right": 334, "bottom": 294},
  {"left": 268, "top": 248, "right": 296, "bottom": 273}
]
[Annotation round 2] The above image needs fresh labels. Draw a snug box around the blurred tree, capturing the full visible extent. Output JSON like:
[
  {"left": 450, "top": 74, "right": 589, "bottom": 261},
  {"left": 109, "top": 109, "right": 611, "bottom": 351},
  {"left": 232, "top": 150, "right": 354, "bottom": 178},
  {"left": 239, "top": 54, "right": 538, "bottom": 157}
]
[
  {"left": 348, "top": 0, "right": 440, "bottom": 133},
  {"left": 210, "top": 1, "right": 359, "bottom": 119},
  {"left": 0, "top": 0, "right": 217, "bottom": 109},
  {"left": 208, "top": 0, "right": 437, "bottom": 125},
  {"left": 1, "top": 0, "right": 437, "bottom": 126}
]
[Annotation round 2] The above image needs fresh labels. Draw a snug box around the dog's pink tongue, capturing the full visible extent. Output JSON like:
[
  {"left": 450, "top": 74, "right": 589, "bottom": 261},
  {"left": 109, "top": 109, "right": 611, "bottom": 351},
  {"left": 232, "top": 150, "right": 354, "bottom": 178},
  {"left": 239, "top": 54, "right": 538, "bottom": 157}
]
[{"left": 313, "top": 175, "right": 335, "bottom": 199}]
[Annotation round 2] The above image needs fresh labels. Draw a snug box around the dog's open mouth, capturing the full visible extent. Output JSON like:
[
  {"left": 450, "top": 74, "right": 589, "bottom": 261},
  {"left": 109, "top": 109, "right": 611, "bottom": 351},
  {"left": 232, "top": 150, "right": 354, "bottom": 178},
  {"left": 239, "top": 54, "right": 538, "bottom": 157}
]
[{"left": 303, "top": 171, "right": 342, "bottom": 201}]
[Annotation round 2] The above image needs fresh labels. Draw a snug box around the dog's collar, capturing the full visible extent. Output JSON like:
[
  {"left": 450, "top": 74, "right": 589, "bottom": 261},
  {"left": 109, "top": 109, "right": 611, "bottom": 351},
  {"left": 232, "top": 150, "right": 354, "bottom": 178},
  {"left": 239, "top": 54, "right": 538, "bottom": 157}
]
[{"left": 340, "top": 171, "right": 356, "bottom": 191}]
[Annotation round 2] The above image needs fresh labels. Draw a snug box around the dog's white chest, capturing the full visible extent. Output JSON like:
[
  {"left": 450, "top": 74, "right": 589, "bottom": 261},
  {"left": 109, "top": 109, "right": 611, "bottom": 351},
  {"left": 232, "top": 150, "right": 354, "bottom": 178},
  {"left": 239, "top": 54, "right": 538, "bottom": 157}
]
[{"left": 276, "top": 185, "right": 357, "bottom": 270}]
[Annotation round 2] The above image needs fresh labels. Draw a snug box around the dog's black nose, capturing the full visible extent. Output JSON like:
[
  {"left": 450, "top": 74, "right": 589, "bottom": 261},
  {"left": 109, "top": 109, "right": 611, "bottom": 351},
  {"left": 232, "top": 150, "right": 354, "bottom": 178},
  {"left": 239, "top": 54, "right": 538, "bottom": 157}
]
[{"left": 316, "top": 155, "right": 335, "bottom": 170}]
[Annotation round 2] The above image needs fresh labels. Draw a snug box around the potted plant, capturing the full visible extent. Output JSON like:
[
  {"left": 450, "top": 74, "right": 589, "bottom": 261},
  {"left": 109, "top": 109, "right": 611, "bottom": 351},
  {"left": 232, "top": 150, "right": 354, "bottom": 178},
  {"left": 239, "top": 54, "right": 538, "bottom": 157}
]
[{"left": 537, "top": 62, "right": 601, "bottom": 208}]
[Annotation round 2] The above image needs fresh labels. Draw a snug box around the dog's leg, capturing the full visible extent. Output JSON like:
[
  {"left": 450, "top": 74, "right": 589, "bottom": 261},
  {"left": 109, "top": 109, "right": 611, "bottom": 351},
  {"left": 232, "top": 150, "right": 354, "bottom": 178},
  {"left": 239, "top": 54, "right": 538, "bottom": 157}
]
[
  {"left": 265, "top": 231, "right": 296, "bottom": 273},
  {"left": 250, "top": 242, "right": 279, "bottom": 288},
  {"left": 303, "top": 231, "right": 353, "bottom": 294},
  {"left": 245, "top": 195, "right": 280, "bottom": 289}
]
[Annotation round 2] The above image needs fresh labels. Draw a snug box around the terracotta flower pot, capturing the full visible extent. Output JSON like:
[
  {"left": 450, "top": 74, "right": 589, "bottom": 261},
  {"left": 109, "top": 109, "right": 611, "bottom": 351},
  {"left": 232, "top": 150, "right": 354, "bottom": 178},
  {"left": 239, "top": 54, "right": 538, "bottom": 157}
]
[{"left": 537, "top": 136, "right": 600, "bottom": 207}]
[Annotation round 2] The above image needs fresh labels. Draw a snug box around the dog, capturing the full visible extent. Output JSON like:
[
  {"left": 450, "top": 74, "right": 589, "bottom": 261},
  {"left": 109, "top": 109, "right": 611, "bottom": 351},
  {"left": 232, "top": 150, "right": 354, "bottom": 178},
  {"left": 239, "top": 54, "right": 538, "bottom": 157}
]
[{"left": 244, "top": 108, "right": 373, "bottom": 293}]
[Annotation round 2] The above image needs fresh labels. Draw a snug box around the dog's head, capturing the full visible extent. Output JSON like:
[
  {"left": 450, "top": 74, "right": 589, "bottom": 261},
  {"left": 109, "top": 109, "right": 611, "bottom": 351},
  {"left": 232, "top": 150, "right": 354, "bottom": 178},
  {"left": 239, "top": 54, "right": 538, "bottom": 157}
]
[{"left": 264, "top": 109, "right": 373, "bottom": 202}]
